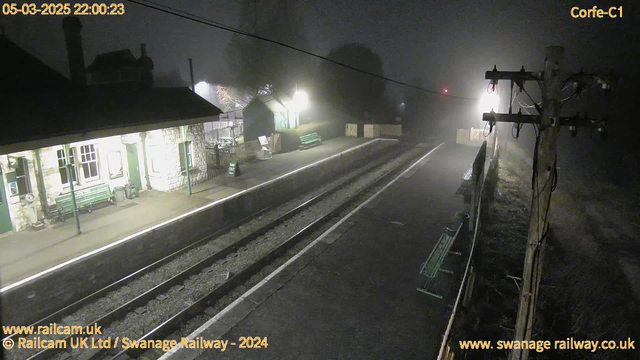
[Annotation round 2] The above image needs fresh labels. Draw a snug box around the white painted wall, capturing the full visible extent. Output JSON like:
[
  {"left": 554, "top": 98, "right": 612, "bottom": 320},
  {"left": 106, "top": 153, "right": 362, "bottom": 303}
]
[{"left": 4, "top": 123, "right": 208, "bottom": 231}]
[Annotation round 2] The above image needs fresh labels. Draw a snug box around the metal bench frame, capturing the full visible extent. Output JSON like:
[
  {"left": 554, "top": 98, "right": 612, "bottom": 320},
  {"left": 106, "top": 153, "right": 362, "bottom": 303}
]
[
  {"left": 55, "top": 183, "right": 115, "bottom": 221},
  {"left": 299, "top": 132, "right": 322, "bottom": 149},
  {"left": 417, "top": 220, "right": 465, "bottom": 299}
]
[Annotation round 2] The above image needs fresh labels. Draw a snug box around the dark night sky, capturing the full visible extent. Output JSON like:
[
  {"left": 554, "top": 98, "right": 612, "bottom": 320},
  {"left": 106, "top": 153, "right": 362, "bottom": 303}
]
[{"left": 3, "top": 0, "right": 639, "bottom": 102}]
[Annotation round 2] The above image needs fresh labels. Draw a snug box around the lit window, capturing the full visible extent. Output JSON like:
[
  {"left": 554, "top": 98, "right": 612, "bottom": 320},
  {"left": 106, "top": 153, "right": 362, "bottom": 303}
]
[
  {"left": 107, "top": 151, "right": 123, "bottom": 179},
  {"left": 149, "top": 145, "right": 162, "bottom": 173},
  {"left": 14, "top": 157, "right": 31, "bottom": 196},
  {"left": 80, "top": 144, "right": 100, "bottom": 180},
  {"left": 57, "top": 148, "right": 78, "bottom": 185},
  {"left": 178, "top": 142, "right": 192, "bottom": 171}
]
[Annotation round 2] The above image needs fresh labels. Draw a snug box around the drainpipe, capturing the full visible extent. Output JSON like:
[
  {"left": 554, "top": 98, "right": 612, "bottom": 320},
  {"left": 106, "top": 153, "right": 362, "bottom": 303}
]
[
  {"left": 140, "top": 132, "right": 152, "bottom": 190},
  {"left": 188, "top": 58, "right": 195, "bottom": 93},
  {"left": 33, "top": 149, "right": 48, "bottom": 218},
  {"left": 181, "top": 125, "right": 192, "bottom": 196},
  {"left": 64, "top": 144, "right": 81, "bottom": 235}
]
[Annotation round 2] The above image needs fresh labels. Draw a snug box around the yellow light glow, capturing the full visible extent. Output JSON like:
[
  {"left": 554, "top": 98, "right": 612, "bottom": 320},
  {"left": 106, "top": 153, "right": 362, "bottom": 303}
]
[
  {"left": 293, "top": 90, "right": 309, "bottom": 111},
  {"left": 480, "top": 92, "right": 500, "bottom": 113}
]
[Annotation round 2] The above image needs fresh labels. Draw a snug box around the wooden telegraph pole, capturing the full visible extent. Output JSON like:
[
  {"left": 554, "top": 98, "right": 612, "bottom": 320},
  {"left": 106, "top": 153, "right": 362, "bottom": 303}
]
[
  {"left": 510, "top": 46, "right": 564, "bottom": 360},
  {"left": 481, "top": 46, "right": 614, "bottom": 360}
]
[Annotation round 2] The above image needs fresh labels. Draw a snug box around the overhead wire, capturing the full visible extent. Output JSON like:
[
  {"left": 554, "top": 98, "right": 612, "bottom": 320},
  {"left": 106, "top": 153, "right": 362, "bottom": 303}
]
[{"left": 126, "top": 0, "right": 478, "bottom": 100}]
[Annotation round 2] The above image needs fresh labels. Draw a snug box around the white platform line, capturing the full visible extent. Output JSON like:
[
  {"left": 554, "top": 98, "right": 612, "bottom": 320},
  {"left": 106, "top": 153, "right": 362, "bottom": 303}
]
[
  {"left": 0, "top": 138, "right": 397, "bottom": 293},
  {"left": 159, "top": 141, "right": 445, "bottom": 359}
]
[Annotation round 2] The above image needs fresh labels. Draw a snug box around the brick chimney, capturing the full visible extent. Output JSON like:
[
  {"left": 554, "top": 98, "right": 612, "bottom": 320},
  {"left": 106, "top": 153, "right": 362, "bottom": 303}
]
[
  {"left": 62, "top": 17, "right": 86, "bottom": 87},
  {"left": 138, "top": 43, "right": 154, "bottom": 88}
]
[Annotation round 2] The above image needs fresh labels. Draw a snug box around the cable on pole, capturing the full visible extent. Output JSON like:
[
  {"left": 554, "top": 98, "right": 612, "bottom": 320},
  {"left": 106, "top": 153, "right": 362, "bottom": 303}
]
[{"left": 125, "top": 0, "right": 478, "bottom": 100}]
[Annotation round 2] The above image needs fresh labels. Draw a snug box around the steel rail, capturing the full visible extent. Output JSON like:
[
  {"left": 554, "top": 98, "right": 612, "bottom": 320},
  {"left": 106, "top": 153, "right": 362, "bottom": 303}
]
[
  {"left": 111, "top": 151, "right": 418, "bottom": 360},
  {"left": 22, "top": 144, "right": 411, "bottom": 360}
]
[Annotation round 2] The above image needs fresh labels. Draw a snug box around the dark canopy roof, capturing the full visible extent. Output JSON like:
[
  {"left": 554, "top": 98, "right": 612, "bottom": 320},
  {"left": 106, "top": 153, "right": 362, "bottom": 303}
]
[
  {"left": 0, "top": 35, "right": 73, "bottom": 92},
  {"left": 1, "top": 36, "right": 221, "bottom": 154},
  {"left": 1, "top": 87, "right": 222, "bottom": 153}
]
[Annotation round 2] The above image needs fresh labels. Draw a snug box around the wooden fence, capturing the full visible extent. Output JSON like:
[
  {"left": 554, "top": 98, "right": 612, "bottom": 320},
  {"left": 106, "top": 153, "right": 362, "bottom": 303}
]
[{"left": 437, "top": 132, "right": 499, "bottom": 360}]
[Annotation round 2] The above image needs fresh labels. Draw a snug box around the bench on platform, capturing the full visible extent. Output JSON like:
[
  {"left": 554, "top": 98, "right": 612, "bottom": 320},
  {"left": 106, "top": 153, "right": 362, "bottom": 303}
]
[
  {"left": 54, "top": 183, "right": 114, "bottom": 221},
  {"left": 299, "top": 132, "right": 322, "bottom": 150},
  {"left": 417, "top": 221, "right": 465, "bottom": 299}
]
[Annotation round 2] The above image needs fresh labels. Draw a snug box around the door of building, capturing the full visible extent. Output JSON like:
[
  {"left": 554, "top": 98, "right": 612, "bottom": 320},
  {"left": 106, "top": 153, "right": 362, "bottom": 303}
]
[
  {"left": 0, "top": 169, "right": 14, "bottom": 234},
  {"left": 125, "top": 144, "right": 142, "bottom": 191}
]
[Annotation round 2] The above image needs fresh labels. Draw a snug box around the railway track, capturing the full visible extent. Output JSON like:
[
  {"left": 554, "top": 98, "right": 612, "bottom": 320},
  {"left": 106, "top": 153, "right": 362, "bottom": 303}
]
[{"left": 4, "top": 141, "right": 433, "bottom": 360}]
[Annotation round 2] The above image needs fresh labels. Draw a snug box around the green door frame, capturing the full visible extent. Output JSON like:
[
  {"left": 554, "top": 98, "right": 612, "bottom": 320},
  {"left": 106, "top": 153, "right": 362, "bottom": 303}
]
[
  {"left": 126, "top": 143, "right": 143, "bottom": 191},
  {"left": 0, "top": 169, "right": 14, "bottom": 234}
]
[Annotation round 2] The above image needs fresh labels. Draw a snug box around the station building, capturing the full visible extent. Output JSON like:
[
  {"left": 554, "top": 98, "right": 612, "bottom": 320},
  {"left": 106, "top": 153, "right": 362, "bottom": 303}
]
[{"left": 0, "top": 18, "right": 221, "bottom": 234}]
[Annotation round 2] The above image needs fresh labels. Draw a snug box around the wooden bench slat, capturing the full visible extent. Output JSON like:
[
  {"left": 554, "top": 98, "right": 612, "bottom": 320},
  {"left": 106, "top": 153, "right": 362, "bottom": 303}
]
[
  {"left": 299, "top": 132, "right": 322, "bottom": 147},
  {"left": 55, "top": 183, "right": 114, "bottom": 218}
]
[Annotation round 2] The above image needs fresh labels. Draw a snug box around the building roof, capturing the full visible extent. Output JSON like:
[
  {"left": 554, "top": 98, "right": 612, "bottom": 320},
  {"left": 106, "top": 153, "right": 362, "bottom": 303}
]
[
  {"left": 0, "top": 35, "right": 73, "bottom": 92},
  {"left": 86, "top": 49, "right": 139, "bottom": 72},
  {"left": 245, "top": 92, "right": 295, "bottom": 114},
  {"left": 1, "top": 87, "right": 222, "bottom": 154}
]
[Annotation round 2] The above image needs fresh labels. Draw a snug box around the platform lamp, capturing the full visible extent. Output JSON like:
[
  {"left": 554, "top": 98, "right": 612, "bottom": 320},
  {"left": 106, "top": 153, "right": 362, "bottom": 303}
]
[
  {"left": 181, "top": 125, "right": 192, "bottom": 196},
  {"left": 292, "top": 86, "right": 309, "bottom": 128}
]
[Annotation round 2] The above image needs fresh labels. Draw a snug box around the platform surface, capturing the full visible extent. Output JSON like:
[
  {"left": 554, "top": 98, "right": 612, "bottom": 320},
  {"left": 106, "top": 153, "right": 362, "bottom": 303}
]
[
  {"left": 169, "top": 143, "right": 478, "bottom": 360},
  {"left": 0, "top": 137, "right": 377, "bottom": 288}
]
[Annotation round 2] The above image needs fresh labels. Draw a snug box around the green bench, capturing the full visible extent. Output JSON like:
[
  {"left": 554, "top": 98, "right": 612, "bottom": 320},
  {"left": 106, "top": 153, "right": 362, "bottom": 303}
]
[
  {"left": 417, "top": 221, "right": 465, "bottom": 299},
  {"left": 55, "top": 183, "right": 114, "bottom": 221},
  {"left": 299, "top": 132, "right": 322, "bottom": 150}
]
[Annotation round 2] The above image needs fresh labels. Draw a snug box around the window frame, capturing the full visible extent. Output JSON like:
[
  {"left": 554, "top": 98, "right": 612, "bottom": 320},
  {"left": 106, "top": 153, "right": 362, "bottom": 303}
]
[
  {"left": 79, "top": 144, "right": 100, "bottom": 182},
  {"left": 107, "top": 150, "right": 124, "bottom": 180},
  {"left": 57, "top": 148, "right": 78, "bottom": 186},
  {"left": 14, "top": 157, "right": 32, "bottom": 197},
  {"left": 178, "top": 142, "right": 192, "bottom": 172},
  {"left": 149, "top": 144, "right": 162, "bottom": 174}
]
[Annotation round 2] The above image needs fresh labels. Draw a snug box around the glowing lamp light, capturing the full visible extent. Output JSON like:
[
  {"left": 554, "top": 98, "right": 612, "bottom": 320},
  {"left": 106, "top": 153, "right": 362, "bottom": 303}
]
[
  {"left": 194, "top": 81, "right": 209, "bottom": 98},
  {"left": 292, "top": 90, "right": 309, "bottom": 111},
  {"left": 480, "top": 92, "right": 500, "bottom": 113},
  {"left": 443, "top": 88, "right": 448, "bottom": 94}
]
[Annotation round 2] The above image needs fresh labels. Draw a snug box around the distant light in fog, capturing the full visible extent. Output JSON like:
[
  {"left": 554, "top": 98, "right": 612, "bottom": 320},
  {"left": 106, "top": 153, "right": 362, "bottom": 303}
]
[
  {"left": 443, "top": 88, "right": 448, "bottom": 94},
  {"left": 480, "top": 92, "right": 500, "bottom": 113},
  {"left": 195, "top": 81, "right": 209, "bottom": 99},
  {"left": 292, "top": 90, "right": 309, "bottom": 111}
]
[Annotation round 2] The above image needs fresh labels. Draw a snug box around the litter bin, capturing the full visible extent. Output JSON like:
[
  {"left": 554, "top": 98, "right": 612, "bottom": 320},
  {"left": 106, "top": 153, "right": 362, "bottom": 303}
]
[{"left": 114, "top": 186, "right": 125, "bottom": 202}]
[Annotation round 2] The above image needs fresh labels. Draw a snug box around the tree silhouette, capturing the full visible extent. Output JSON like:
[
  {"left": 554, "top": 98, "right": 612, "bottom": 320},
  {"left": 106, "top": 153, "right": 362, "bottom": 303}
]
[
  {"left": 225, "top": 0, "right": 311, "bottom": 95},
  {"left": 154, "top": 67, "right": 187, "bottom": 88},
  {"left": 316, "top": 43, "right": 386, "bottom": 120}
]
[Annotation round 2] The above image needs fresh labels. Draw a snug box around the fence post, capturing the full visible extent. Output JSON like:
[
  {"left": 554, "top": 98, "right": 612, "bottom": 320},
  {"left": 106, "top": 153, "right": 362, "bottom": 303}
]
[
  {"left": 214, "top": 144, "right": 220, "bottom": 168},
  {"left": 463, "top": 265, "right": 476, "bottom": 308},
  {"left": 469, "top": 141, "right": 487, "bottom": 231}
]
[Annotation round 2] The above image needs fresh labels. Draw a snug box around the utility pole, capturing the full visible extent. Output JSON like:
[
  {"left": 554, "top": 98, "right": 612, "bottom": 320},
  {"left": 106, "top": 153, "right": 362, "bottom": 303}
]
[
  {"left": 481, "top": 46, "right": 614, "bottom": 360},
  {"left": 511, "top": 46, "right": 563, "bottom": 360}
]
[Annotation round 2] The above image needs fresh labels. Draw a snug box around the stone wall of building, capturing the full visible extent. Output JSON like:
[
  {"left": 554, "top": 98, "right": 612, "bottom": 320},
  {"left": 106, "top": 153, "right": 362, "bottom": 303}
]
[
  {"left": 3, "top": 124, "right": 209, "bottom": 231},
  {"left": 147, "top": 125, "right": 207, "bottom": 192}
]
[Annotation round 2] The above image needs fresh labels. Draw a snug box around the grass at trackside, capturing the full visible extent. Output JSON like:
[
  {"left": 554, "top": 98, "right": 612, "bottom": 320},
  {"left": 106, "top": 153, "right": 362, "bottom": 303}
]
[
  {"left": 451, "top": 142, "right": 640, "bottom": 359},
  {"left": 450, "top": 143, "right": 531, "bottom": 359}
]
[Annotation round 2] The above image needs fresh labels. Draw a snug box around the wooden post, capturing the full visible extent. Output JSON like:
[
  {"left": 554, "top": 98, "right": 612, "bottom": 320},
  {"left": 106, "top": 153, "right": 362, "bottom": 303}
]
[
  {"left": 469, "top": 141, "right": 487, "bottom": 231},
  {"left": 214, "top": 144, "right": 220, "bottom": 168},
  {"left": 510, "top": 46, "right": 564, "bottom": 360}
]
